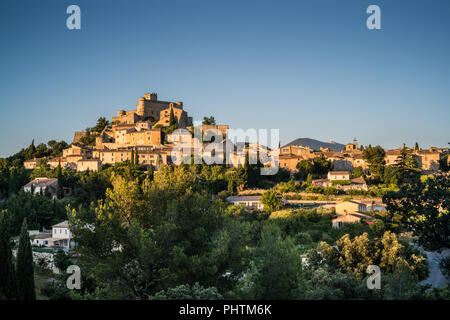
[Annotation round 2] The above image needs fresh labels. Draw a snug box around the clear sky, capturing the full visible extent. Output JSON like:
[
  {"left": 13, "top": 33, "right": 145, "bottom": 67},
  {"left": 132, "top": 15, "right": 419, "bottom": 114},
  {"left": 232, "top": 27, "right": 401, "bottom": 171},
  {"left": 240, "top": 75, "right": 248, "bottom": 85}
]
[{"left": 0, "top": 0, "right": 449, "bottom": 157}]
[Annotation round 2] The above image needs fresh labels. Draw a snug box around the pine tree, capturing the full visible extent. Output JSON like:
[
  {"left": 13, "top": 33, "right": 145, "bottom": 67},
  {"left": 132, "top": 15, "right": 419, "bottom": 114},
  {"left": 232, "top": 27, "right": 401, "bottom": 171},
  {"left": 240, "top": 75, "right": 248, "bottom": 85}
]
[
  {"left": 16, "top": 218, "right": 35, "bottom": 300},
  {"left": 8, "top": 167, "right": 19, "bottom": 196},
  {"left": 0, "top": 212, "right": 17, "bottom": 300},
  {"left": 395, "top": 144, "right": 420, "bottom": 184}
]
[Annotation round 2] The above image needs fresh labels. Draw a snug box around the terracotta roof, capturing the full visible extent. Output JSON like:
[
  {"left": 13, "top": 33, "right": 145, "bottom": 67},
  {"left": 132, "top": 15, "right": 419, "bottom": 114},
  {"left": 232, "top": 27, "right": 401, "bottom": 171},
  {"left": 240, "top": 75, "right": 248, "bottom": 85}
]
[
  {"left": 329, "top": 171, "right": 350, "bottom": 175},
  {"left": 350, "top": 177, "right": 367, "bottom": 184},
  {"left": 24, "top": 178, "right": 58, "bottom": 189},
  {"left": 24, "top": 158, "right": 41, "bottom": 163},
  {"left": 386, "top": 150, "right": 402, "bottom": 156}
]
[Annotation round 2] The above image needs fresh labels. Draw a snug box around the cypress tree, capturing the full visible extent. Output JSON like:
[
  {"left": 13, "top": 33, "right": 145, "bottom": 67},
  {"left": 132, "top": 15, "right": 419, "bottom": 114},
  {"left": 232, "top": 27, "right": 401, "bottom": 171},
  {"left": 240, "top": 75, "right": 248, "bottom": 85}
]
[
  {"left": 169, "top": 107, "right": 176, "bottom": 126},
  {"left": 135, "top": 150, "right": 139, "bottom": 166},
  {"left": 0, "top": 212, "right": 18, "bottom": 300},
  {"left": 16, "top": 218, "right": 35, "bottom": 300},
  {"left": 131, "top": 149, "right": 135, "bottom": 166},
  {"left": 56, "top": 162, "right": 64, "bottom": 199}
]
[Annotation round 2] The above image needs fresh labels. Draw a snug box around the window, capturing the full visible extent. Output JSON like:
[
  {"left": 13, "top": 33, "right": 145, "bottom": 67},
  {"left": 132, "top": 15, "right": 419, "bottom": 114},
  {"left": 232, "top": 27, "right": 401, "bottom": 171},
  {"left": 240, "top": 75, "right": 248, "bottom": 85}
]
[
  {"left": 65, "top": 229, "right": 67, "bottom": 234},
  {"left": 54, "top": 229, "right": 57, "bottom": 234}
]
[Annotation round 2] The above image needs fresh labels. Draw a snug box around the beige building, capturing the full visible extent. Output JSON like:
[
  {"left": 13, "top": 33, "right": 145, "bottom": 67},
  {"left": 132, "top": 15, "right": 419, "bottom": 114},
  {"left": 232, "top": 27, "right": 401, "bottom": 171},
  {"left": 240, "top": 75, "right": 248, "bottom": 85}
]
[
  {"left": 327, "top": 171, "right": 350, "bottom": 181},
  {"left": 24, "top": 158, "right": 40, "bottom": 169},
  {"left": 385, "top": 147, "right": 443, "bottom": 172},
  {"left": 124, "top": 128, "right": 162, "bottom": 146},
  {"left": 63, "top": 145, "right": 92, "bottom": 158},
  {"left": 335, "top": 201, "right": 368, "bottom": 215},
  {"left": 279, "top": 145, "right": 314, "bottom": 159},
  {"left": 332, "top": 212, "right": 373, "bottom": 228},
  {"left": 76, "top": 159, "right": 102, "bottom": 172},
  {"left": 385, "top": 149, "right": 403, "bottom": 166},
  {"left": 332, "top": 200, "right": 374, "bottom": 228},
  {"left": 279, "top": 155, "right": 302, "bottom": 172},
  {"left": 415, "top": 149, "right": 441, "bottom": 171},
  {"left": 112, "top": 92, "right": 192, "bottom": 128},
  {"left": 47, "top": 157, "right": 77, "bottom": 170}
]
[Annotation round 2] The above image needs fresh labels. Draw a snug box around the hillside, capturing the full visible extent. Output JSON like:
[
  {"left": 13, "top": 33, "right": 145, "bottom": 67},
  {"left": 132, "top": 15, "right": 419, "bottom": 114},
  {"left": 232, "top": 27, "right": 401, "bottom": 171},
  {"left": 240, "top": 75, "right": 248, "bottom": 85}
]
[{"left": 282, "top": 138, "right": 345, "bottom": 152}]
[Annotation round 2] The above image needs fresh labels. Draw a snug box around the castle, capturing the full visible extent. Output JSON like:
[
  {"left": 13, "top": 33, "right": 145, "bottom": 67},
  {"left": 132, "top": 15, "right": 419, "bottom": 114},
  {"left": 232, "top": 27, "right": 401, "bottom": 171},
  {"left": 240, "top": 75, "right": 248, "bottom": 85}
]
[{"left": 111, "top": 92, "right": 193, "bottom": 128}]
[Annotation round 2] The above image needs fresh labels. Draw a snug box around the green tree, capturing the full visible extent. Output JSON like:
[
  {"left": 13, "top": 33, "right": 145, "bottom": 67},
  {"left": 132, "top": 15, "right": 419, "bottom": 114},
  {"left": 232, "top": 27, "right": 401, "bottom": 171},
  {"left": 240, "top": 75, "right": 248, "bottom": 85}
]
[
  {"left": 305, "top": 173, "right": 313, "bottom": 187},
  {"left": 25, "top": 140, "right": 36, "bottom": 160},
  {"left": 16, "top": 218, "right": 36, "bottom": 300},
  {"left": 56, "top": 163, "right": 64, "bottom": 199},
  {"left": 394, "top": 144, "right": 420, "bottom": 184},
  {"left": 295, "top": 160, "right": 313, "bottom": 181},
  {"left": 351, "top": 166, "right": 364, "bottom": 179},
  {"left": 438, "top": 154, "right": 449, "bottom": 172},
  {"left": 202, "top": 116, "right": 216, "bottom": 125},
  {"left": 54, "top": 249, "right": 72, "bottom": 272},
  {"left": 169, "top": 107, "right": 176, "bottom": 126},
  {"left": 0, "top": 212, "right": 17, "bottom": 300},
  {"left": 260, "top": 189, "right": 283, "bottom": 213},
  {"left": 93, "top": 117, "right": 110, "bottom": 133},
  {"left": 384, "top": 174, "right": 450, "bottom": 250},
  {"left": 312, "top": 155, "right": 332, "bottom": 178},
  {"left": 0, "top": 158, "right": 10, "bottom": 197},
  {"left": 242, "top": 224, "right": 303, "bottom": 299},
  {"left": 362, "top": 145, "right": 386, "bottom": 181},
  {"left": 383, "top": 165, "right": 400, "bottom": 186}
]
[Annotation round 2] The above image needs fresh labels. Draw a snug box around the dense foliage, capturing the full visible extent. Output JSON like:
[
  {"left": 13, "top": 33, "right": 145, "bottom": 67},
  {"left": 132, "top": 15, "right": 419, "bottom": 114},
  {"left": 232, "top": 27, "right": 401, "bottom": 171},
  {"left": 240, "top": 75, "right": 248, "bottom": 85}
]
[{"left": 0, "top": 139, "right": 448, "bottom": 301}]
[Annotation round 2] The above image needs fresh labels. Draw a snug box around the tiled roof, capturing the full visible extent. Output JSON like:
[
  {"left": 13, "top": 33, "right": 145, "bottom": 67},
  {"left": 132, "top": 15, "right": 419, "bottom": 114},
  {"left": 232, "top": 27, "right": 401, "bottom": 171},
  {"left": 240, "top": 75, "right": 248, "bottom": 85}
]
[
  {"left": 24, "top": 178, "right": 58, "bottom": 189},
  {"left": 52, "top": 220, "right": 69, "bottom": 228},
  {"left": 350, "top": 177, "right": 366, "bottom": 184},
  {"left": 227, "top": 196, "right": 261, "bottom": 202},
  {"left": 329, "top": 171, "right": 350, "bottom": 175}
]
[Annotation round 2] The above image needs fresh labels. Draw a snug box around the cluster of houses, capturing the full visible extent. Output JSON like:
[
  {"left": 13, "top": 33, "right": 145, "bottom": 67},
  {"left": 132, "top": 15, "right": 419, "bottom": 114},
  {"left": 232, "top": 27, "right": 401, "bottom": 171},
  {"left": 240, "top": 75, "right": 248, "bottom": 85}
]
[
  {"left": 226, "top": 194, "right": 384, "bottom": 229},
  {"left": 279, "top": 141, "right": 448, "bottom": 174}
]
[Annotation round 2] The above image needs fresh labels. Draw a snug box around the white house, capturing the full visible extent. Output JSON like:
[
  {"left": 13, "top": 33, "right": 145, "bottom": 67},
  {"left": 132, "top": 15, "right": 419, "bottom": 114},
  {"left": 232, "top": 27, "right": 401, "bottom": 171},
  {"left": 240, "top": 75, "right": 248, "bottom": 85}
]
[
  {"left": 29, "top": 220, "right": 74, "bottom": 249},
  {"left": 227, "top": 195, "right": 265, "bottom": 210},
  {"left": 23, "top": 178, "right": 59, "bottom": 197},
  {"left": 327, "top": 171, "right": 350, "bottom": 181},
  {"left": 51, "top": 221, "right": 73, "bottom": 249}
]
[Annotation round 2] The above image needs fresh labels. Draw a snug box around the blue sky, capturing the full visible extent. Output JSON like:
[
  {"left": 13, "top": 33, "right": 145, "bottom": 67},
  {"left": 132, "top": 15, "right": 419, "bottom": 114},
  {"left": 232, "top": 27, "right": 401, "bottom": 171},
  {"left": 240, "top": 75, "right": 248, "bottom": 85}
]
[{"left": 0, "top": 0, "right": 449, "bottom": 157}]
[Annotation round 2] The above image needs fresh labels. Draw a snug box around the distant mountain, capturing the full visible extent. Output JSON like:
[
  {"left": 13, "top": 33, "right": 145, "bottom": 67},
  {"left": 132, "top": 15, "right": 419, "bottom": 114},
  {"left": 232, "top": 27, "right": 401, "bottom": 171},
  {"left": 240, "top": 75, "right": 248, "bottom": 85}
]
[{"left": 282, "top": 138, "right": 345, "bottom": 152}]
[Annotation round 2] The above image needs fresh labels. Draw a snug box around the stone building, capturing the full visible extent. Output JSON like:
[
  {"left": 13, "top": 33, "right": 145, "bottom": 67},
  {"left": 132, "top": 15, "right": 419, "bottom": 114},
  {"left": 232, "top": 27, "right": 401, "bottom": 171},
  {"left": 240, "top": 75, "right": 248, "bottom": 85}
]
[{"left": 112, "top": 92, "right": 192, "bottom": 128}]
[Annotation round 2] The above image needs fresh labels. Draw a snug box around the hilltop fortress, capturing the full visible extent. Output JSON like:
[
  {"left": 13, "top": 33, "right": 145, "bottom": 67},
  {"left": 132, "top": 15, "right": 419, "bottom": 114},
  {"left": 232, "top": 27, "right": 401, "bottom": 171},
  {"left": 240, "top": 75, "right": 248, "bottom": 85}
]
[
  {"left": 111, "top": 92, "right": 193, "bottom": 127},
  {"left": 25, "top": 91, "right": 232, "bottom": 172}
]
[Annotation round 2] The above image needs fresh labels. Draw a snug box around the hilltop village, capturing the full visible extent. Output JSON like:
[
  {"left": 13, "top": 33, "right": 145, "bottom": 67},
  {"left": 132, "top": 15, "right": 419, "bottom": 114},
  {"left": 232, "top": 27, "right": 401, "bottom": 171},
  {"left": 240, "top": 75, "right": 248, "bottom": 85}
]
[
  {"left": 22, "top": 91, "right": 448, "bottom": 178},
  {"left": 1, "top": 91, "right": 449, "bottom": 301}
]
